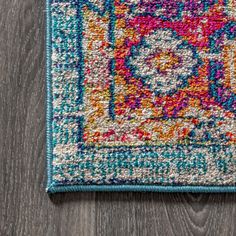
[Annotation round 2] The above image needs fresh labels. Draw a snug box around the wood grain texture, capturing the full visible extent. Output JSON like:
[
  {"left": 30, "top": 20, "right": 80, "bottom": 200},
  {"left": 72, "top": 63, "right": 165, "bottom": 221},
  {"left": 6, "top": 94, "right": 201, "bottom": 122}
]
[{"left": 0, "top": 0, "right": 235, "bottom": 236}]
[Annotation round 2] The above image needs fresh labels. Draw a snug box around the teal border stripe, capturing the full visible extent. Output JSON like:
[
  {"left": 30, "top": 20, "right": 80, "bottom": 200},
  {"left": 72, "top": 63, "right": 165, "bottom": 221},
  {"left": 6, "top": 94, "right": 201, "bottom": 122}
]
[
  {"left": 47, "top": 185, "right": 236, "bottom": 193},
  {"left": 46, "top": 0, "right": 53, "bottom": 191},
  {"left": 108, "top": 0, "right": 116, "bottom": 120},
  {"left": 46, "top": 0, "right": 236, "bottom": 193}
]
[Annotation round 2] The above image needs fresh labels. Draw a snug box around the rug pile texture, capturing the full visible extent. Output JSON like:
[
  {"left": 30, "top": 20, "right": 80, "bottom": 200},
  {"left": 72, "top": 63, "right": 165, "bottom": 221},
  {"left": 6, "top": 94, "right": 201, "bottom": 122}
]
[{"left": 46, "top": 0, "right": 236, "bottom": 193}]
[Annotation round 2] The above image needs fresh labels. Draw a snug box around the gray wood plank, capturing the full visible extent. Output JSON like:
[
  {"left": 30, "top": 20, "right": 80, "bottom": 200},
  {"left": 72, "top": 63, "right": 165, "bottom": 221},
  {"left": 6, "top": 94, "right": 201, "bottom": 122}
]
[
  {"left": 0, "top": 0, "right": 235, "bottom": 236},
  {"left": 95, "top": 192, "right": 236, "bottom": 236}
]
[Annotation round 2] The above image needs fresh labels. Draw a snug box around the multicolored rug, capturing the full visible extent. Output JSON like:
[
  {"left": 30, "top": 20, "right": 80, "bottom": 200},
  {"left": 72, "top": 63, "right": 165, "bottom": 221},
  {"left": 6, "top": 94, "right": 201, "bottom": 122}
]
[{"left": 46, "top": 0, "right": 236, "bottom": 193}]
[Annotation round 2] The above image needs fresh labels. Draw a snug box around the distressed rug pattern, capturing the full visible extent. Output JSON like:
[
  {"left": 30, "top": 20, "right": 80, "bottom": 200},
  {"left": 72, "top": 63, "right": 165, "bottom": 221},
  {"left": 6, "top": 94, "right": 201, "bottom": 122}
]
[{"left": 46, "top": 0, "right": 236, "bottom": 193}]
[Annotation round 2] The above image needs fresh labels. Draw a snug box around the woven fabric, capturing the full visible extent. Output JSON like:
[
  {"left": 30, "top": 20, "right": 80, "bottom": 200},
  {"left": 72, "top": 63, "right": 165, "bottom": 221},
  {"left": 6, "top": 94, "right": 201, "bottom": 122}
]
[{"left": 46, "top": 0, "right": 236, "bottom": 193}]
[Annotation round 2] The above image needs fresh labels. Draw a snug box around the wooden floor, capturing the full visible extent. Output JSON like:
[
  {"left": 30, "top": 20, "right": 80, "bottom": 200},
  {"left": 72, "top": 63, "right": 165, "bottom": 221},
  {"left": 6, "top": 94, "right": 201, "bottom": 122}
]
[{"left": 0, "top": 1, "right": 235, "bottom": 235}]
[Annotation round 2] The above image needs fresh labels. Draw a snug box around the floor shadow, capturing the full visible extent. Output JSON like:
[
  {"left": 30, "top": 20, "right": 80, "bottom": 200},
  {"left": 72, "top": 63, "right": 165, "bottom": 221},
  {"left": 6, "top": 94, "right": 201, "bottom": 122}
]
[{"left": 48, "top": 190, "right": 235, "bottom": 205}]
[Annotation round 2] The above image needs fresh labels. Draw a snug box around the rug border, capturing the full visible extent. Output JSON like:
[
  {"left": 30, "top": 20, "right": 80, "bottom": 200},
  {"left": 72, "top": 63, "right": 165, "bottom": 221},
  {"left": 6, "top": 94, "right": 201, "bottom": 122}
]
[{"left": 46, "top": 0, "right": 236, "bottom": 193}]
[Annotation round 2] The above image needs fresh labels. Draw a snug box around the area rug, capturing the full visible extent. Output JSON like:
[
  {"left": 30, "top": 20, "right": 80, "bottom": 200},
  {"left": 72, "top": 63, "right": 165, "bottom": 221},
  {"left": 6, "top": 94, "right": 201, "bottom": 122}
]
[{"left": 46, "top": 0, "right": 236, "bottom": 193}]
